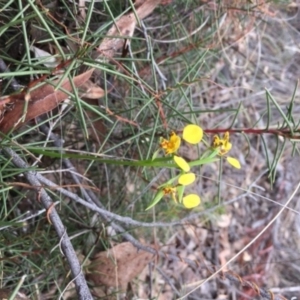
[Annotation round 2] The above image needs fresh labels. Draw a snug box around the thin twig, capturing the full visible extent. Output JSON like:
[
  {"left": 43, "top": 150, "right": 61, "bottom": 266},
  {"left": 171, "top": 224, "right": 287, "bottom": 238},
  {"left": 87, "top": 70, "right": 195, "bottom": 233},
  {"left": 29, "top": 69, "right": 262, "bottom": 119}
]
[{"left": 34, "top": 168, "right": 249, "bottom": 228}]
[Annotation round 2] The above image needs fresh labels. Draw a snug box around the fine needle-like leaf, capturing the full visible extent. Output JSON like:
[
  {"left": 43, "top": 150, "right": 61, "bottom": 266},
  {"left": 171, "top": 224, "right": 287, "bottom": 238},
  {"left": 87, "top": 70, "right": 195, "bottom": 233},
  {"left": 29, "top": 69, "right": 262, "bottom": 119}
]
[{"left": 145, "top": 189, "right": 164, "bottom": 210}]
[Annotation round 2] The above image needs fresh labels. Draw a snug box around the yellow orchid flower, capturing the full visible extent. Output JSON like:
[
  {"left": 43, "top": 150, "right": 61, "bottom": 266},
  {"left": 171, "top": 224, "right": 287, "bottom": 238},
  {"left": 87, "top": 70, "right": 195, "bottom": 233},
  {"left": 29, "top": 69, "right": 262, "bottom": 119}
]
[
  {"left": 153, "top": 124, "right": 204, "bottom": 210},
  {"left": 160, "top": 131, "right": 181, "bottom": 155},
  {"left": 163, "top": 186, "right": 178, "bottom": 202},
  {"left": 161, "top": 172, "right": 196, "bottom": 205},
  {"left": 212, "top": 131, "right": 232, "bottom": 155},
  {"left": 212, "top": 132, "right": 241, "bottom": 169},
  {"left": 160, "top": 124, "right": 203, "bottom": 155}
]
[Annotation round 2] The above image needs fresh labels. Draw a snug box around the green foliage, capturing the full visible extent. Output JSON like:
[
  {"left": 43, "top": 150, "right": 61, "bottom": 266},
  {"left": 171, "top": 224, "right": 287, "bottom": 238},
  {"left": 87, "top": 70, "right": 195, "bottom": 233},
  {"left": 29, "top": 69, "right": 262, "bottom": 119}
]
[{"left": 0, "top": 0, "right": 297, "bottom": 298}]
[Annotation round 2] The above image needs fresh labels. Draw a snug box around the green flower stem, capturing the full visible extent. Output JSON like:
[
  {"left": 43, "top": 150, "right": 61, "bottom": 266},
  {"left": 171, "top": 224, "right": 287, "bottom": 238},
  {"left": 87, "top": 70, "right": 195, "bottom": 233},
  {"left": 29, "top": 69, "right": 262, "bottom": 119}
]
[{"left": 23, "top": 147, "right": 219, "bottom": 168}]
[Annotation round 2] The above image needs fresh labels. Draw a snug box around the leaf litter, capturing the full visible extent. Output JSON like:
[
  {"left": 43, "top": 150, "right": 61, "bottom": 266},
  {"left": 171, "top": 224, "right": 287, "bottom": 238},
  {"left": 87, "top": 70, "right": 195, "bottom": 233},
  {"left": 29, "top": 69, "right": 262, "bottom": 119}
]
[{"left": 87, "top": 242, "right": 155, "bottom": 292}]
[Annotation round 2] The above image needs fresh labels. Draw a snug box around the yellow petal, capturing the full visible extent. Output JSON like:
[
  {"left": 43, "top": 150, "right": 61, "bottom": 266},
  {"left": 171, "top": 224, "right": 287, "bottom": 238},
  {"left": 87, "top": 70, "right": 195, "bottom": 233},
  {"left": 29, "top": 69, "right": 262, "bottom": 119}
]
[
  {"left": 226, "top": 156, "right": 241, "bottom": 169},
  {"left": 212, "top": 135, "right": 221, "bottom": 148},
  {"left": 223, "top": 141, "right": 232, "bottom": 152},
  {"left": 224, "top": 131, "right": 230, "bottom": 142},
  {"left": 173, "top": 155, "right": 190, "bottom": 172},
  {"left": 183, "top": 194, "right": 201, "bottom": 208},
  {"left": 182, "top": 124, "right": 203, "bottom": 144},
  {"left": 169, "top": 132, "right": 181, "bottom": 153},
  {"left": 178, "top": 173, "right": 195, "bottom": 186}
]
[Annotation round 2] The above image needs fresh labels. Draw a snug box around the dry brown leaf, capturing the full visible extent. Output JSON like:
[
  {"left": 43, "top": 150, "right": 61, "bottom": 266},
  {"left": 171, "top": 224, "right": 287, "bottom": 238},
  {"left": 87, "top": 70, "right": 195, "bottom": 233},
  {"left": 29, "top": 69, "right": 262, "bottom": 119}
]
[
  {"left": 97, "top": 0, "right": 162, "bottom": 58},
  {"left": 79, "top": 80, "right": 105, "bottom": 99},
  {"left": 135, "top": 0, "right": 162, "bottom": 19},
  {"left": 0, "top": 68, "right": 94, "bottom": 134},
  {"left": 0, "top": 97, "right": 12, "bottom": 121},
  {"left": 87, "top": 242, "right": 155, "bottom": 291}
]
